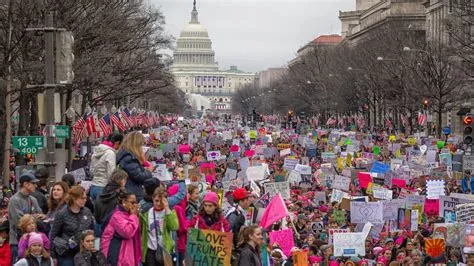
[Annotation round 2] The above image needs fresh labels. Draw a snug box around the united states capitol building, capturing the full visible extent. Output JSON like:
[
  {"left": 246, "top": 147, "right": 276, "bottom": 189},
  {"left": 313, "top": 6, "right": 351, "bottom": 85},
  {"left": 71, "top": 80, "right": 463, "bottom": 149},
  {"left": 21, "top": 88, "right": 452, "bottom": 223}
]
[{"left": 171, "top": 1, "right": 256, "bottom": 113}]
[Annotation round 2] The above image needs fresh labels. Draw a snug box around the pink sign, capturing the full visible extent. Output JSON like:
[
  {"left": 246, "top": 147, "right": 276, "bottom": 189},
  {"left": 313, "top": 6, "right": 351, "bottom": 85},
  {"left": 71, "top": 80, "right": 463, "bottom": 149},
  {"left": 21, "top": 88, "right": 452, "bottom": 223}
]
[
  {"left": 269, "top": 229, "right": 295, "bottom": 257},
  {"left": 230, "top": 145, "right": 239, "bottom": 152},
  {"left": 244, "top": 150, "right": 255, "bottom": 157},
  {"left": 391, "top": 179, "right": 406, "bottom": 189},
  {"left": 178, "top": 144, "right": 190, "bottom": 154},
  {"left": 424, "top": 199, "right": 440, "bottom": 216},
  {"left": 357, "top": 172, "right": 372, "bottom": 189}
]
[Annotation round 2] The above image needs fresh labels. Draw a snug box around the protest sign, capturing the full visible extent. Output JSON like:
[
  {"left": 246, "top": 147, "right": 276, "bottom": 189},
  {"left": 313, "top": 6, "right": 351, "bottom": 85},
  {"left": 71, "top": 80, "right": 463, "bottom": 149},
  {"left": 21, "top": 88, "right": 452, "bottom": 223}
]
[
  {"left": 332, "top": 175, "right": 351, "bottom": 191},
  {"left": 328, "top": 228, "right": 349, "bottom": 244},
  {"left": 246, "top": 166, "right": 266, "bottom": 181},
  {"left": 426, "top": 179, "right": 445, "bottom": 199},
  {"left": 370, "top": 161, "right": 390, "bottom": 174},
  {"left": 283, "top": 158, "right": 299, "bottom": 170},
  {"left": 456, "top": 203, "right": 474, "bottom": 222},
  {"left": 315, "top": 191, "right": 327, "bottom": 204},
  {"left": 332, "top": 210, "right": 346, "bottom": 225},
  {"left": 294, "top": 164, "right": 311, "bottom": 175},
  {"left": 69, "top": 167, "right": 86, "bottom": 183},
  {"left": 397, "top": 209, "right": 412, "bottom": 231},
  {"left": 330, "top": 189, "right": 347, "bottom": 204},
  {"left": 239, "top": 157, "right": 250, "bottom": 171},
  {"left": 224, "top": 168, "right": 237, "bottom": 181},
  {"left": 287, "top": 170, "right": 302, "bottom": 184},
  {"left": 350, "top": 201, "right": 384, "bottom": 224},
  {"left": 411, "top": 210, "right": 419, "bottom": 231},
  {"left": 373, "top": 187, "right": 393, "bottom": 200},
  {"left": 152, "top": 164, "right": 171, "bottom": 181},
  {"left": 439, "top": 195, "right": 474, "bottom": 219},
  {"left": 424, "top": 238, "right": 445, "bottom": 258},
  {"left": 206, "top": 150, "right": 222, "bottom": 161},
  {"left": 292, "top": 251, "right": 309, "bottom": 266},
  {"left": 357, "top": 172, "right": 372, "bottom": 189},
  {"left": 311, "top": 222, "right": 324, "bottom": 234},
  {"left": 424, "top": 199, "right": 440, "bottom": 216},
  {"left": 269, "top": 229, "right": 295, "bottom": 257},
  {"left": 333, "top": 232, "right": 366, "bottom": 257},
  {"left": 434, "top": 223, "right": 465, "bottom": 247},
  {"left": 265, "top": 181, "right": 290, "bottom": 199},
  {"left": 185, "top": 228, "right": 233, "bottom": 266},
  {"left": 383, "top": 200, "right": 402, "bottom": 220}
]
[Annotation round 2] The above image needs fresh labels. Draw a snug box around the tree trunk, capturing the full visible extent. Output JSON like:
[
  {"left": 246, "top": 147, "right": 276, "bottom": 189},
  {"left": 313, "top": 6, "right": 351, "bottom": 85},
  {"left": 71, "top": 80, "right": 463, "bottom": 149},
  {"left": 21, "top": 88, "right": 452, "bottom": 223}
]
[
  {"left": 437, "top": 107, "right": 443, "bottom": 138},
  {"left": 29, "top": 95, "right": 39, "bottom": 135},
  {"left": 18, "top": 91, "right": 30, "bottom": 136}
]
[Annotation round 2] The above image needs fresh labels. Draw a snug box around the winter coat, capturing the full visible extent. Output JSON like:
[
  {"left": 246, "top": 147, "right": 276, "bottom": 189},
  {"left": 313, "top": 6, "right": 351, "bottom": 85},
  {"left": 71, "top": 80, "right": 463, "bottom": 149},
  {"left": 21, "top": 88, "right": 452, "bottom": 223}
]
[
  {"left": 139, "top": 180, "right": 186, "bottom": 213},
  {"left": 101, "top": 206, "right": 141, "bottom": 266},
  {"left": 168, "top": 183, "right": 189, "bottom": 254},
  {"left": 91, "top": 143, "right": 116, "bottom": 187},
  {"left": 14, "top": 255, "right": 54, "bottom": 266},
  {"left": 226, "top": 206, "right": 246, "bottom": 246},
  {"left": 139, "top": 208, "right": 179, "bottom": 262},
  {"left": 73, "top": 250, "right": 107, "bottom": 266},
  {"left": 190, "top": 213, "right": 231, "bottom": 232},
  {"left": 94, "top": 182, "right": 121, "bottom": 226},
  {"left": 18, "top": 232, "right": 50, "bottom": 259},
  {"left": 0, "top": 242, "right": 11, "bottom": 266},
  {"left": 116, "top": 150, "right": 152, "bottom": 201},
  {"left": 186, "top": 200, "right": 199, "bottom": 221},
  {"left": 49, "top": 206, "right": 95, "bottom": 258},
  {"left": 237, "top": 243, "right": 262, "bottom": 266}
]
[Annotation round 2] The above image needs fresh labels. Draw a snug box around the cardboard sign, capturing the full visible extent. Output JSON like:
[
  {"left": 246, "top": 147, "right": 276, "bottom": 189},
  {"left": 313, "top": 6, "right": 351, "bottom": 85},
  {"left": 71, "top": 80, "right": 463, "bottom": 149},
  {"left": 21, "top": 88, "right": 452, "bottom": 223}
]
[
  {"left": 265, "top": 181, "right": 290, "bottom": 199},
  {"left": 185, "top": 228, "right": 233, "bottom": 266},
  {"left": 292, "top": 251, "right": 309, "bottom": 266}
]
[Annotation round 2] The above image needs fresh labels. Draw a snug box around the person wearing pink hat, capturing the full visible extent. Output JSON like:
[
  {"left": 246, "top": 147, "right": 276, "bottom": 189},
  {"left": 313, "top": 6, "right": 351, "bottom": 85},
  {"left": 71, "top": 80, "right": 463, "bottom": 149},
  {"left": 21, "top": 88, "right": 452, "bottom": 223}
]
[
  {"left": 190, "top": 192, "right": 230, "bottom": 232},
  {"left": 14, "top": 232, "right": 53, "bottom": 266}
]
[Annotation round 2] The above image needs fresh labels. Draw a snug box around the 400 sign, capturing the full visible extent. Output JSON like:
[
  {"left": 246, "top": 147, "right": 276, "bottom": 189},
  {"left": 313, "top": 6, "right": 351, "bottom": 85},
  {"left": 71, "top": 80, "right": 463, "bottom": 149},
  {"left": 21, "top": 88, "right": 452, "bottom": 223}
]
[{"left": 12, "top": 136, "right": 45, "bottom": 155}]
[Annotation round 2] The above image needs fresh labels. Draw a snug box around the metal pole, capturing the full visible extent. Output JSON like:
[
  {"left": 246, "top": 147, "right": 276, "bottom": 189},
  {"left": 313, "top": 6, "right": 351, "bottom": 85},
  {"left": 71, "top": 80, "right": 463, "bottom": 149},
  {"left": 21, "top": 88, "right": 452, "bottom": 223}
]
[
  {"left": 68, "top": 116, "right": 74, "bottom": 171},
  {"left": 2, "top": 0, "right": 13, "bottom": 186},
  {"left": 45, "top": 12, "right": 56, "bottom": 179}
]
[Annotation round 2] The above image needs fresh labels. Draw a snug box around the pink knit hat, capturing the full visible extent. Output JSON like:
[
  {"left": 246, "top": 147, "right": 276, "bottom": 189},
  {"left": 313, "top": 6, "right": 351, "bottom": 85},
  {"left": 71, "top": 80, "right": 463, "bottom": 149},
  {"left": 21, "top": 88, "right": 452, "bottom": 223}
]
[
  {"left": 28, "top": 232, "right": 43, "bottom": 247},
  {"left": 395, "top": 237, "right": 404, "bottom": 245},
  {"left": 203, "top": 192, "right": 219, "bottom": 206}
]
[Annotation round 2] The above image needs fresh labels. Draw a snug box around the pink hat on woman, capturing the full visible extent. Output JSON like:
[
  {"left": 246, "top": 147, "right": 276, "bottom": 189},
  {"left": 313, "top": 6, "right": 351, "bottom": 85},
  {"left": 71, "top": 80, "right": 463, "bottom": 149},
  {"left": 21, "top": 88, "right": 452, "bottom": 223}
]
[
  {"left": 203, "top": 192, "right": 219, "bottom": 206},
  {"left": 28, "top": 232, "right": 43, "bottom": 247}
]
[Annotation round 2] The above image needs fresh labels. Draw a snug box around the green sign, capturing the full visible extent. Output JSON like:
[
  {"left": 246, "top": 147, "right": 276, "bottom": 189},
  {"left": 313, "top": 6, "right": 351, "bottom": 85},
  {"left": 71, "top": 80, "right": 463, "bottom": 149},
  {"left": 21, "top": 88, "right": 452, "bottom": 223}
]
[
  {"left": 12, "top": 136, "right": 44, "bottom": 155},
  {"left": 55, "top": 125, "right": 70, "bottom": 139}
]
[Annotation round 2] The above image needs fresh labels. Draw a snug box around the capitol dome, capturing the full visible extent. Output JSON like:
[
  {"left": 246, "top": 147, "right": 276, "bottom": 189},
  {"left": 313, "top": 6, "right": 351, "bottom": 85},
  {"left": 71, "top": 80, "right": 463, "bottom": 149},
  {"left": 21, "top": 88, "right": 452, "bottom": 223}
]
[{"left": 172, "top": 0, "right": 218, "bottom": 72}]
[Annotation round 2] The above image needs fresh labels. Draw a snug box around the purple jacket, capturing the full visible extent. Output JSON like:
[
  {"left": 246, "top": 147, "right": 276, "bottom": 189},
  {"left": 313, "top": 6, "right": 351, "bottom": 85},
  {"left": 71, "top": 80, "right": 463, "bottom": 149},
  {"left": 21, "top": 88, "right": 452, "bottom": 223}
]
[
  {"left": 18, "top": 232, "right": 50, "bottom": 259},
  {"left": 100, "top": 207, "right": 141, "bottom": 266}
]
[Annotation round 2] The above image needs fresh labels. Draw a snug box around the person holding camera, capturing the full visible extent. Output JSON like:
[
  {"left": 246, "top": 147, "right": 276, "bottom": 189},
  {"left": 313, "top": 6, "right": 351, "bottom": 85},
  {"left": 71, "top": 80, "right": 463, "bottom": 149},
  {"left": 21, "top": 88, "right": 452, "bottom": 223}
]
[
  {"left": 73, "top": 230, "right": 106, "bottom": 266},
  {"left": 50, "top": 186, "right": 95, "bottom": 266}
]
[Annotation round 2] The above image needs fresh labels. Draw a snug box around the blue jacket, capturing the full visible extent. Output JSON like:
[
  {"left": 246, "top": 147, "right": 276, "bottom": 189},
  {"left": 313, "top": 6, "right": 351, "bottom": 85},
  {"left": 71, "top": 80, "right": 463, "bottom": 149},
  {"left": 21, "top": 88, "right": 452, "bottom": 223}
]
[{"left": 116, "top": 150, "right": 153, "bottom": 201}]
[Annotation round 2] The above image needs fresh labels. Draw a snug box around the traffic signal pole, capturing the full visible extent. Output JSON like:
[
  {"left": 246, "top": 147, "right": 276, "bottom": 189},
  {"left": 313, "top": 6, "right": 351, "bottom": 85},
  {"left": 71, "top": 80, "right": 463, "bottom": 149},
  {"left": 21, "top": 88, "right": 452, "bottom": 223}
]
[{"left": 45, "top": 12, "right": 56, "bottom": 179}]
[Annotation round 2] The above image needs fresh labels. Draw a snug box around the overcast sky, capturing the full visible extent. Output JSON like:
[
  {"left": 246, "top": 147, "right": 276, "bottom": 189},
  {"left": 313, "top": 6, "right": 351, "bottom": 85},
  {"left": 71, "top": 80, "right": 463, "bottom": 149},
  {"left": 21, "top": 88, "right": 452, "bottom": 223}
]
[{"left": 151, "top": 0, "right": 355, "bottom": 72}]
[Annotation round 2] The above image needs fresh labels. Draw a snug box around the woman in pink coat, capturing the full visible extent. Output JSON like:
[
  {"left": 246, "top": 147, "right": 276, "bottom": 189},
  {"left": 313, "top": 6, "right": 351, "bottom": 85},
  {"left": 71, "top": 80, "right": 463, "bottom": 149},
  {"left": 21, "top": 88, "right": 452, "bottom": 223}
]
[
  {"left": 100, "top": 191, "right": 141, "bottom": 266},
  {"left": 168, "top": 184, "right": 189, "bottom": 266}
]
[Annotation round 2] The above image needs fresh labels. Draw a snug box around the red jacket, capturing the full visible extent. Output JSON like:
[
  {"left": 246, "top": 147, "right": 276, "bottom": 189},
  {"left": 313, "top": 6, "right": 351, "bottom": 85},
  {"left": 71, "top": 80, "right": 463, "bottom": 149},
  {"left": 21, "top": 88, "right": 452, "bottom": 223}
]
[
  {"left": 190, "top": 213, "right": 231, "bottom": 233},
  {"left": 0, "top": 243, "right": 11, "bottom": 266}
]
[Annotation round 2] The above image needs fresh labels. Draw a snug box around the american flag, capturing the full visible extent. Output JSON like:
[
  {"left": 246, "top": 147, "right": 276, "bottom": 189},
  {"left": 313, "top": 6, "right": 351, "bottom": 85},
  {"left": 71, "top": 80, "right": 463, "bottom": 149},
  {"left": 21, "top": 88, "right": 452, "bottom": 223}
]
[
  {"left": 85, "top": 113, "right": 98, "bottom": 136},
  {"left": 121, "top": 108, "right": 134, "bottom": 128},
  {"left": 72, "top": 113, "right": 88, "bottom": 144},
  {"left": 136, "top": 112, "right": 145, "bottom": 126},
  {"left": 111, "top": 112, "right": 126, "bottom": 131},
  {"left": 418, "top": 112, "right": 426, "bottom": 126},
  {"left": 326, "top": 117, "right": 336, "bottom": 126},
  {"left": 99, "top": 114, "right": 112, "bottom": 137}
]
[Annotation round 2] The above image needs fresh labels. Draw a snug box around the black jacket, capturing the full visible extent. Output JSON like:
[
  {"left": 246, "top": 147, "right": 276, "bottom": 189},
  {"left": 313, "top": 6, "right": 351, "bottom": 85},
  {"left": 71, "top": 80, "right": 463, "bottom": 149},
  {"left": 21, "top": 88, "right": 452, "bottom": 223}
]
[
  {"left": 49, "top": 206, "right": 95, "bottom": 258},
  {"left": 73, "top": 250, "right": 107, "bottom": 266},
  {"left": 31, "top": 188, "right": 48, "bottom": 214},
  {"left": 238, "top": 244, "right": 261, "bottom": 266},
  {"left": 94, "top": 182, "right": 121, "bottom": 225},
  {"left": 116, "top": 150, "right": 152, "bottom": 201}
]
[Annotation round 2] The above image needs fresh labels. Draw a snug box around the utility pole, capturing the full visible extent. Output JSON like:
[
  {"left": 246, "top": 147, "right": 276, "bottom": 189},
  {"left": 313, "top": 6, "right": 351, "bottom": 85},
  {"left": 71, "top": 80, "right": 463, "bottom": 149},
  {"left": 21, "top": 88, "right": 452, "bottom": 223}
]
[{"left": 44, "top": 12, "right": 56, "bottom": 179}]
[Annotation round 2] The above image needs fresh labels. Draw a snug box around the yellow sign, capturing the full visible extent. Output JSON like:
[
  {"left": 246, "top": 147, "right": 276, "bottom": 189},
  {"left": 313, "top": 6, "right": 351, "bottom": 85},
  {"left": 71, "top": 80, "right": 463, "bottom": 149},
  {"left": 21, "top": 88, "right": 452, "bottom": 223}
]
[
  {"left": 217, "top": 189, "right": 223, "bottom": 208},
  {"left": 389, "top": 135, "right": 396, "bottom": 142},
  {"left": 407, "top": 137, "right": 417, "bottom": 146},
  {"left": 277, "top": 144, "right": 291, "bottom": 150},
  {"left": 249, "top": 130, "right": 257, "bottom": 139},
  {"left": 395, "top": 149, "right": 401, "bottom": 158},
  {"left": 346, "top": 153, "right": 352, "bottom": 167},
  {"left": 337, "top": 157, "right": 344, "bottom": 171}
]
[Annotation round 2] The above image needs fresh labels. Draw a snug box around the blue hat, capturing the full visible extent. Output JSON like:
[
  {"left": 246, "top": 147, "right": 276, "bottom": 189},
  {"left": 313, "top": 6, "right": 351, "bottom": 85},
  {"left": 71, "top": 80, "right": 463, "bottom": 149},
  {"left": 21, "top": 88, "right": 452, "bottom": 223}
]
[{"left": 19, "top": 172, "right": 39, "bottom": 184}]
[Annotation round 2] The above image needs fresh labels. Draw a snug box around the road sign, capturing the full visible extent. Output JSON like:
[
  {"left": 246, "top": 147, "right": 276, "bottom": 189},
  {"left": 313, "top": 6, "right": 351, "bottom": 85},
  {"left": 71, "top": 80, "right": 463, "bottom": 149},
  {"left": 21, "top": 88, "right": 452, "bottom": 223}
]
[
  {"left": 443, "top": 126, "right": 451, "bottom": 135},
  {"left": 55, "top": 125, "right": 70, "bottom": 138},
  {"left": 12, "top": 136, "right": 45, "bottom": 155},
  {"left": 463, "top": 155, "right": 474, "bottom": 171}
]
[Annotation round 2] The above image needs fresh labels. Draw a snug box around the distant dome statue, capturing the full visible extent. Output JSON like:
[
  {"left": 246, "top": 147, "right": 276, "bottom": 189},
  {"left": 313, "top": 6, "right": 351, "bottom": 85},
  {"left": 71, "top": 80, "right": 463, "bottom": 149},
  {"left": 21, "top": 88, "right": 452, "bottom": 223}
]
[{"left": 172, "top": 0, "right": 218, "bottom": 72}]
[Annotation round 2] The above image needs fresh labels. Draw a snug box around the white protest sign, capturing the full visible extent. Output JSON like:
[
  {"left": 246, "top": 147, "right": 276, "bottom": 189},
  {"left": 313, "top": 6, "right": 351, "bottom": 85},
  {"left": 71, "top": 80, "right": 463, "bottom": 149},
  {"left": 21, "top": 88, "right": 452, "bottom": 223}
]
[
  {"left": 206, "top": 150, "right": 222, "bottom": 161},
  {"left": 456, "top": 203, "right": 474, "bottom": 222},
  {"left": 439, "top": 195, "right": 474, "bottom": 218},
  {"left": 287, "top": 170, "right": 302, "bottom": 184},
  {"left": 333, "top": 232, "right": 366, "bottom": 257},
  {"left": 283, "top": 158, "right": 299, "bottom": 170},
  {"left": 246, "top": 166, "right": 266, "bottom": 181},
  {"left": 426, "top": 179, "right": 445, "bottom": 199},
  {"left": 350, "top": 201, "right": 384, "bottom": 224},
  {"left": 222, "top": 131, "right": 232, "bottom": 140},
  {"left": 328, "top": 228, "right": 349, "bottom": 244},
  {"left": 332, "top": 175, "right": 351, "bottom": 191},
  {"left": 331, "top": 189, "right": 347, "bottom": 204},
  {"left": 294, "top": 164, "right": 311, "bottom": 175},
  {"left": 280, "top": 148, "right": 291, "bottom": 157},
  {"left": 390, "top": 159, "right": 403, "bottom": 170},
  {"left": 239, "top": 157, "right": 250, "bottom": 171},
  {"left": 69, "top": 168, "right": 86, "bottom": 183},
  {"left": 373, "top": 187, "right": 393, "bottom": 200},
  {"left": 152, "top": 164, "right": 171, "bottom": 181},
  {"left": 361, "top": 222, "right": 373, "bottom": 240},
  {"left": 232, "top": 139, "right": 240, "bottom": 146},
  {"left": 224, "top": 168, "right": 238, "bottom": 181},
  {"left": 315, "top": 191, "right": 327, "bottom": 204},
  {"left": 265, "top": 181, "right": 290, "bottom": 199},
  {"left": 411, "top": 210, "right": 419, "bottom": 231}
]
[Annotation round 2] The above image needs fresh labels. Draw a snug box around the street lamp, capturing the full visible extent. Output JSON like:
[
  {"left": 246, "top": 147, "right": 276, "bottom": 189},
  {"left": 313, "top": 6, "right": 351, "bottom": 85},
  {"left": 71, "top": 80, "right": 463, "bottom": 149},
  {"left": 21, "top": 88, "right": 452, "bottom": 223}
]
[
  {"left": 66, "top": 106, "right": 75, "bottom": 120},
  {"left": 111, "top": 105, "right": 117, "bottom": 113},
  {"left": 376, "top": 56, "right": 397, "bottom": 61},
  {"left": 403, "top": 46, "right": 429, "bottom": 55},
  {"left": 85, "top": 105, "right": 92, "bottom": 114},
  {"left": 100, "top": 105, "right": 108, "bottom": 115}
]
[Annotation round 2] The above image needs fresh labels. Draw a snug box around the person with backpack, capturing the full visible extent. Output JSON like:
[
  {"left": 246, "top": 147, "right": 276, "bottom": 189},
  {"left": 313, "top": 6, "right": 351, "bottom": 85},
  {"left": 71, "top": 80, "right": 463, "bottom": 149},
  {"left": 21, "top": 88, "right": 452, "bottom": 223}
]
[
  {"left": 226, "top": 188, "right": 250, "bottom": 246},
  {"left": 100, "top": 191, "right": 141, "bottom": 266},
  {"left": 190, "top": 191, "right": 230, "bottom": 232},
  {"left": 90, "top": 133, "right": 123, "bottom": 200},
  {"left": 93, "top": 169, "right": 128, "bottom": 233},
  {"left": 73, "top": 230, "right": 106, "bottom": 266}
]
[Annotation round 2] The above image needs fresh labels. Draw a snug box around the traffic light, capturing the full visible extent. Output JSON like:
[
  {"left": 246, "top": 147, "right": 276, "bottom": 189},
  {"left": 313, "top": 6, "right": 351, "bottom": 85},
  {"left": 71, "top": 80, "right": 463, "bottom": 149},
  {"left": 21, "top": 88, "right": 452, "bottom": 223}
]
[
  {"left": 423, "top": 100, "right": 429, "bottom": 109},
  {"left": 464, "top": 114, "right": 473, "bottom": 145},
  {"left": 56, "top": 31, "right": 74, "bottom": 84}
]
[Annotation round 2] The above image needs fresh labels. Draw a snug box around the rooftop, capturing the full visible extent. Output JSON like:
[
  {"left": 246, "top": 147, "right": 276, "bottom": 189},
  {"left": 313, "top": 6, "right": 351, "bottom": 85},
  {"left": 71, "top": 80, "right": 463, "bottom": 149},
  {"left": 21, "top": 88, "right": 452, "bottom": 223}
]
[{"left": 313, "top": 34, "right": 343, "bottom": 44}]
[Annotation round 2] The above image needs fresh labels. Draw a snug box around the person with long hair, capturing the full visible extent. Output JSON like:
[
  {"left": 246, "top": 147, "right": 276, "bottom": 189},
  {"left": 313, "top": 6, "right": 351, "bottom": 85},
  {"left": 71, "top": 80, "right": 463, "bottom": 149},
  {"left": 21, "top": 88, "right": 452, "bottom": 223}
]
[
  {"left": 90, "top": 133, "right": 123, "bottom": 200},
  {"left": 50, "top": 186, "right": 95, "bottom": 266},
  {"left": 186, "top": 184, "right": 200, "bottom": 221},
  {"left": 116, "top": 131, "right": 154, "bottom": 201},
  {"left": 236, "top": 225, "right": 264, "bottom": 266},
  {"left": 17, "top": 215, "right": 50, "bottom": 259},
  {"left": 190, "top": 191, "right": 230, "bottom": 232},
  {"left": 140, "top": 187, "right": 179, "bottom": 266},
  {"left": 101, "top": 191, "right": 141, "bottom": 266},
  {"left": 14, "top": 232, "right": 53, "bottom": 266},
  {"left": 73, "top": 230, "right": 106, "bottom": 266},
  {"left": 46, "top": 182, "right": 69, "bottom": 221}
]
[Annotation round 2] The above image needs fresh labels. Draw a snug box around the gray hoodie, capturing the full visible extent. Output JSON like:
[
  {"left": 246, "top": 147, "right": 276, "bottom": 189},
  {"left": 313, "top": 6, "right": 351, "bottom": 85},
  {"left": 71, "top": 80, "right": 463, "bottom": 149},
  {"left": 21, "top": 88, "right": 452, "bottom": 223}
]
[{"left": 90, "top": 144, "right": 116, "bottom": 187}]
